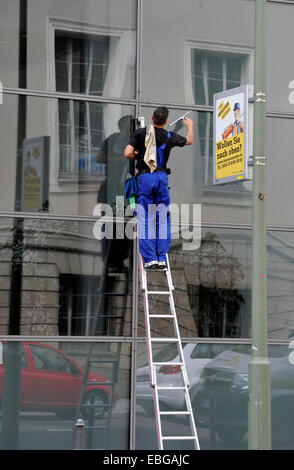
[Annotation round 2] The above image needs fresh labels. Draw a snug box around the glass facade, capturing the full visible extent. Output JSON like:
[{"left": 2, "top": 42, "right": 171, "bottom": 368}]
[{"left": 0, "top": 0, "right": 294, "bottom": 451}]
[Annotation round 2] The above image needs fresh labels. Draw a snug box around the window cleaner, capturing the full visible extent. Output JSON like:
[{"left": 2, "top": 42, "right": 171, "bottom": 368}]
[{"left": 124, "top": 107, "right": 194, "bottom": 270}]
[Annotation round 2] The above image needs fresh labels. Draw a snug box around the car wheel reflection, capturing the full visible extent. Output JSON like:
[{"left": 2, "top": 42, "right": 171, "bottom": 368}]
[{"left": 83, "top": 390, "right": 108, "bottom": 419}]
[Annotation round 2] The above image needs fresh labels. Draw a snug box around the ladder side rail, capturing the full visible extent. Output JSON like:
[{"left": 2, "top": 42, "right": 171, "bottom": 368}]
[
  {"left": 183, "top": 382, "right": 201, "bottom": 450},
  {"left": 140, "top": 251, "right": 201, "bottom": 450},
  {"left": 167, "top": 291, "right": 189, "bottom": 384},
  {"left": 153, "top": 381, "right": 164, "bottom": 450},
  {"left": 165, "top": 256, "right": 201, "bottom": 450},
  {"left": 165, "top": 254, "right": 174, "bottom": 290},
  {"left": 139, "top": 254, "right": 165, "bottom": 449},
  {"left": 140, "top": 256, "right": 156, "bottom": 387}
]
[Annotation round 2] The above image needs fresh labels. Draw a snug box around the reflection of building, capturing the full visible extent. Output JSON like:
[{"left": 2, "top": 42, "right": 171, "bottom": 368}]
[{"left": 0, "top": 0, "right": 294, "bottom": 452}]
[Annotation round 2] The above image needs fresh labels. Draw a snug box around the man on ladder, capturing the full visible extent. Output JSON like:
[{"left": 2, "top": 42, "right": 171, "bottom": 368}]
[
  {"left": 124, "top": 107, "right": 193, "bottom": 270},
  {"left": 124, "top": 108, "right": 199, "bottom": 450}
]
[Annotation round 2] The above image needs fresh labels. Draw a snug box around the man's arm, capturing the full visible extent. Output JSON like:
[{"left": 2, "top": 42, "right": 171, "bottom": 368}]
[
  {"left": 183, "top": 117, "right": 193, "bottom": 146},
  {"left": 124, "top": 144, "right": 138, "bottom": 159}
]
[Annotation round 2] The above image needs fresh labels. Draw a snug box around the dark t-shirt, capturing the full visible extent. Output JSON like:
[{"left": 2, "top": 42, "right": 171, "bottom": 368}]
[{"left": 128, "top": 127, "right": 187, "bottom": 171}]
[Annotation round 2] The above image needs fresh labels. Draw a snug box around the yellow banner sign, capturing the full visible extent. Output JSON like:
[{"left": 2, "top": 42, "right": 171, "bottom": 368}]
[
  {"left": 217, "top": 100, "right": 231, "bottom": 120},
  {"left": 215, "top": 133, "right": 244, "bottom": 180}
]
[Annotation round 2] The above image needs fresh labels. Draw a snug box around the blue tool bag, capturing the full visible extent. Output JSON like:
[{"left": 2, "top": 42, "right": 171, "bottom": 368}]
[{"left": 124, "top": 175, "right": 138, "bottom": 200}]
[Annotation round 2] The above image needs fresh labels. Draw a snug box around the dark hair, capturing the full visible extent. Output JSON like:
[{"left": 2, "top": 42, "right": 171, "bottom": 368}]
[{"left": 152, "top": 107, "right": 169, "bottom": 126}]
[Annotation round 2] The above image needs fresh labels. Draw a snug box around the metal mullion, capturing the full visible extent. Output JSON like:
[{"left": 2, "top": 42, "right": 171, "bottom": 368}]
[
  {"left": 4, "top": 210, "right": 294, "bottom": 232},
  {"left": 129, "top": 233, "right": 139, "bottom": 450},
  {"left": 86, "top": 102, "right": 91, "bottom": 174},
  {"left": 4, "top": 86, "right": 294, "bottom": 119},
  {"left": 85, "top": 43, "right": 93, "bottom": 174},
  {"left": 67, "top": 39, "right": 73, "bottom": 94},
  {"left": 204, "top": 112, "right": 211, "bottom": 183},
  {"left": 1, "top": 335, "right": 291, "bottom": 346},
  {"left": 135, "top": 0, "right": 143, "bottom": 115},
  {"left": 3, "top": 87, "right": 137, "bottom": 106}
]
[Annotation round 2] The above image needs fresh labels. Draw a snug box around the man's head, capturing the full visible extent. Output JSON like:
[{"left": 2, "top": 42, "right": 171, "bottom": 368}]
[
  {"left": 152, "top": 107, "right": 169, "bottom": 127},
  {"left": 233, "top": 103, "right": 240, "bottom": 120}
]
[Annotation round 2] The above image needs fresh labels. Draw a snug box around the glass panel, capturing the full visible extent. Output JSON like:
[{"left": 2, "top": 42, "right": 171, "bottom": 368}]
[
  {"left": 0, "top": 94, "right": 135, "bottom": 216},
  {"left": 268, "top": 2, "right": 294, "bottom": 113},
  {"left": 0, "top": 340, "right": 131, "bottom": 450},
  {"left": 136, "top": 341, "right": 294, "bottom": 450},
  {"left": 141, "top": 0, "right": 254, "bottom": 104},
  {"left": 265, "top": 117, "right": 294, "bottom": 226},
  {"left": 207, "top": 55, "right": 223, "bottom": 105},
  {"left": 137, "top": 226, "right": 294, "bottom": 341},
  {"left": 0, "top": 218, "right": 133, "bottom": 336},
  {"left": 137, "top": 226, "right": 251, "bottom": 339},
  {"left": 0, "top": 0, "right": 136, "bottom": 99},
  {"left": 267, "top": 230, "right": 294, "bottom": 340},
  {"left": 137, "top": 112, "right": 294, "bottom": 227}
]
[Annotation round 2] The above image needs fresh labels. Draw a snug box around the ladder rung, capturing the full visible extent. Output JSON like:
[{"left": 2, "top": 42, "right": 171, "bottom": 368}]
[
  {"left": 149, "top": 314, "right": 174, "bottom": 318},
  {"left": 157, "top": 386, "right": 186, "bottom": 390},
  {"left": 162, "top": 436, "right": 196, "bottom": 441},
  {"left": 159, "top": 411, "right": 191, "bottom": 415},
  {"left": 151, "top": 338, "right": 179, "bottom": 343},
  {"left": 153, "top": 361, "right": 183, "bottom": 366},
  {"left": 146, "top": 290, "right": 170, "bottom": 295}
]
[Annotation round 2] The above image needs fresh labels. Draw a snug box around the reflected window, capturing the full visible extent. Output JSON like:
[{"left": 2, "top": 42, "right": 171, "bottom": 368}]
[
  {"left": 191, "top": 51, "right": 244, "bottom": 106},
  {"left": 55, "top": 35, "right": 110, "bottom": 95},
  {"left": 59, "top": 274, "right": 100, "bottom": 336},
  {"left": 30, "top": 345, "right": 73, "bottom": 373},
  {"left": 187, "top": 284, "right": 246, "bottom": 338},
  {"left": 55, "top": 33, "right": 110, "bottom": 179},
  {"left": 58, "top": 99, "right": 106, "bottom": 178}
]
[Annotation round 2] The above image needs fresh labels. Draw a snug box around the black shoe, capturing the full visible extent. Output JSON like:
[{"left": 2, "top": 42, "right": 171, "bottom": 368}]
[
  {"left": 144, "top": 261, "right": 159, "bottom": 271},
  {"left": 158, "top": 261, "right": 167, "bottom": 270}
]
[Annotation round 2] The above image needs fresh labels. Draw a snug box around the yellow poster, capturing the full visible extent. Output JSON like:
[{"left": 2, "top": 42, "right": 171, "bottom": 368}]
[
  {"left": 23, "top": 175, "right": 41, "bottom": 210},
  {"left": 215, "top": 133, "right": 244, "bottom": 180},
  {"left": 213, "top": 86, "right": 249, "bottom": 184},
  {"left": 22, "top": 139, "right": 42, "bottom": 211}
]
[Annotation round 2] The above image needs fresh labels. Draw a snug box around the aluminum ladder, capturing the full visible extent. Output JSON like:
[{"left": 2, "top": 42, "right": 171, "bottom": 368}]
[{"left": 139, "top": 253, "right": 200, "bottom": 450}]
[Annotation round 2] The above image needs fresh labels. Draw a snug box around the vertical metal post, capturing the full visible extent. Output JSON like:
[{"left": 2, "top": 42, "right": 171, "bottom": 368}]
[
  {"left": 129, "top": 231, "right": 139, "bottom": 449},
  {"left": 135, "top": 0, "right": 143, "bottom": 118},
  {"left": 1, "top": 0, "right": 27, "bottom": 450},
  {"left": 75, "top": 418, "right": 85, "bottom": 450},
  {"left": 248, "top": 0, "right": 271, "bottom": 450}
]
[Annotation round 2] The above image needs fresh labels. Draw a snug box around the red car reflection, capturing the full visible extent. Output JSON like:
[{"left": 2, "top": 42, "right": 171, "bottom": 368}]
[{"left": 0, "top": 342, "right": 118, "bottom": 419}]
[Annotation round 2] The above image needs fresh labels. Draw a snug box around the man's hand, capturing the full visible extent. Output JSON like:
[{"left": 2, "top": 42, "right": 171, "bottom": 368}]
[
  {"left": 183, "top": 117, "right": 193, "bottom": 128},
  {"left": 124, "top": 145, "right": 138, "bottom": 159},
  {"left": 183, "top": 117, "right": 194, "bottom": 145}
]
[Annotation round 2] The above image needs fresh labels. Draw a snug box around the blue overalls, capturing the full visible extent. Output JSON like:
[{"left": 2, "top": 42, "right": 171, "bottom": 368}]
[{"left": 136, "top": 133, "right": 171, "bottom": 264}]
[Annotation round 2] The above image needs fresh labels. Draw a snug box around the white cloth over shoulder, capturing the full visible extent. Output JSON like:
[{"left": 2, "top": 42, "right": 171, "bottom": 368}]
[{"left": 144, "top": 125, "right": 157, "bottom": 173}]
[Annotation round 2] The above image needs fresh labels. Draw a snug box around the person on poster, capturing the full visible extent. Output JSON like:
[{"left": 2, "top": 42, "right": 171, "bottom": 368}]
[
  {"left": 222, "top": 102, "right": 244, "bottom": 139},
  {"left": 24, "top": 150, "right": 38, "bottom": 176}
]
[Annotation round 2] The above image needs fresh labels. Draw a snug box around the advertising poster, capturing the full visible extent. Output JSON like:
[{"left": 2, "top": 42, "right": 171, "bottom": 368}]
[
  {"left": 213, "top": 85, "right": 251, "bottom": 185},
  {"left": 22, "top": 136, "right": 49, "bottom": 211}
]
